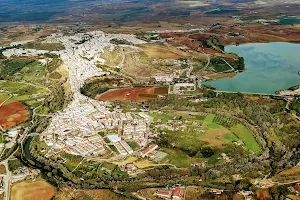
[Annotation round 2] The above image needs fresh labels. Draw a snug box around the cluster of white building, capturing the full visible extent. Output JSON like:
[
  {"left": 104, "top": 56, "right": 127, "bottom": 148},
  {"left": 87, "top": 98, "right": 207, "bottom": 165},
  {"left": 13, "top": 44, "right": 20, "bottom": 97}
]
[
  {"left": 68, "top": 135, "right": 106, "bottom": 156},
  {"left": 40, "top": 31, "right": 154, "bottom": 158},
  {"left": 99, "top": 112, "right": 153, "bottom": 148},
  {"left": 107, "top": 134, "right": 134, "bottom": 156},
  {"left": 2, "top": 48, "right": 52, "bottom": 58}
]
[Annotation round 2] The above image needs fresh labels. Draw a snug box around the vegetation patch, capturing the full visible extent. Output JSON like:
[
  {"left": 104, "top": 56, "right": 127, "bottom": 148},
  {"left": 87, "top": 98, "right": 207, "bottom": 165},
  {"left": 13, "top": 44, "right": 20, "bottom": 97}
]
[
  {"left": 24, "top": 41, "right": 65, "bottom": 51},
  {"left": 164, "top": 148, "right": 192, "bottom": 168},
  {"left": 112, "top": 156, "right": 138, "bottom": 165},
  {"left": 8, "top": 159, "right": 25, "bottom": 171},
  {"left": 203, "top": 114, "right": 223, "bottom": 129},
  {"left": 148, "top": 112, "right": 174, "bottom": 121},
  {"left": 110, "top": 38, "right": 133, "bottom": 45},
  {"left": 48, "top": 71, "right": 62, "bottom": 79},
  {"left": 133, "top": 159, "right": 167, "bottom": 169},
  {"left": 230, "top": 124, "right": 261, "bottom": 153}
]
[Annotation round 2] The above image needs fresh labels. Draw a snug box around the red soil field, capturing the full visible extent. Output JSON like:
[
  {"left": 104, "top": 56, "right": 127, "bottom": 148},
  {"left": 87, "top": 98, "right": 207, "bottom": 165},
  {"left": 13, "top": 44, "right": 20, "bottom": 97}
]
[
  {"left": 96, "top": 87, "right": 168, "bottom": 102},
  {"left": 0, "top": 101, "right": 29, "bottom": 130},
  {"left": 256, "top": 190, "right": 272, "bottom": 200},
  {"left": 233, "top": 194, "right": 244, "bottom": 200}
]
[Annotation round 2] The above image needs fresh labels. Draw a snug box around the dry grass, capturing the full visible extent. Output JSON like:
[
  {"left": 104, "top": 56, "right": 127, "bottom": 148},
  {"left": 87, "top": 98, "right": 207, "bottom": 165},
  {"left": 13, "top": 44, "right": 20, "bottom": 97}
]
[
  {"left": 286, "top": 195, "right": 300, "bottom": 200},
  {"left": 185, "top": 187, "right": 202, "bottom": 200},
  {"left": 138, "top": 43, "right": 191, "bottom": 59},
  {"left": 112, "top": 156, "right": 138, "bottom": 165},
  {"left": 11, "top": 179, "right": 56, "bottom": 200},
  {"left": 279, "top": 166, "right": 300, "bottom": 176},
  {"left": 0, "top": 165, "right": 6, "bottom": 174},
  {"left": 100, "top": 46, "right": 165, "bottom": 80},
  {"left": 85, "top": 190, "right": 130, "bottom": 200},
  {"left": 199, "top": 128, "right": 230, "bottom": 147},
  {"left": 133, "top": 159, "right": 169, "bottom": 169},
  {"left": 207, "top": 72, "right": 237, "bottom": 80}
]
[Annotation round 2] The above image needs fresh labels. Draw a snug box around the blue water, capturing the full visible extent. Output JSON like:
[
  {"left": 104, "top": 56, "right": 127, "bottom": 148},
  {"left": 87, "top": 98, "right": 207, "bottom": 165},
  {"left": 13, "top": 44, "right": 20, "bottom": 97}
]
[{"left": 205, "top": 42, "right": 300, "bottom": 94}]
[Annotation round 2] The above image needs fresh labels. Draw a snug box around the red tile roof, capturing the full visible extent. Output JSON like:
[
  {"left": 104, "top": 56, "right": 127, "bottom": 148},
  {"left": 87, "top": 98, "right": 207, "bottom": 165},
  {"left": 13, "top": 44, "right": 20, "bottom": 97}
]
[
  {"left": 157, "top": 189, "right": 171, "bottom": 197},
  {"left": 173, "top": 187, "right": 181, "bottom": 197}
]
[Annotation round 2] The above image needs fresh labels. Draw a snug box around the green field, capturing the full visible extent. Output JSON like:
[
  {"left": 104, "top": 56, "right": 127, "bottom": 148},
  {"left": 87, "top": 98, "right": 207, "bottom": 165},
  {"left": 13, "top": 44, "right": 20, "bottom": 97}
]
[
  {"left": 230, "top": 124, "right": 261, "bottom": 153},
  {"left": 0, "top": 57, "right": 49, "bottom": 105},
  {"left": 164, "top": 148, "right": 192, "bottom": 168},
  {"left": 102, "top": 162, "right": 117, "bottom": 171},
  {"left": 61, "top": 152, "right": 84, "bottom": 171},
  {"left": 0, "top": 81, "right": 48, "bottom": 104},
  {"left": 203, "top": 114, "right": 223, "bottom": 128},
  {"left": 148, "top": 112, "right": 174, "bottom": 121},
  {"left": 223, "top": 132, "right": 239, "bottom": 143},
  {"left": 127, "top": 141, "right": 139, "bottom": 150}
]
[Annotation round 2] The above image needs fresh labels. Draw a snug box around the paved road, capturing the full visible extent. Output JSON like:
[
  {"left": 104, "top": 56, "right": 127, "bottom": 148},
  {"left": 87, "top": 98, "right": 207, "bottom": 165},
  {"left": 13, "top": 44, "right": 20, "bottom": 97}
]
[
  {"left": 199, "top": 50, "right": 211, "bottom": 73},
  {"left": 221, "top": 58, "right": 235, "bottom": 72},
  {"left": 1, "top": 160, "right": 10, "bottom": 200}
]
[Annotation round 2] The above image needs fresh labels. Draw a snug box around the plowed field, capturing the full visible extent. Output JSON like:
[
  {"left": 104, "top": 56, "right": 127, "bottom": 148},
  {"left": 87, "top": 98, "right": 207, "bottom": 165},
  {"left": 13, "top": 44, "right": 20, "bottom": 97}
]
[
  {"left": 96, "top": 87, "right": 168, "bottom": 102},
  {"left": 0, "top": 101, "right": 28, "bottom": 130}
]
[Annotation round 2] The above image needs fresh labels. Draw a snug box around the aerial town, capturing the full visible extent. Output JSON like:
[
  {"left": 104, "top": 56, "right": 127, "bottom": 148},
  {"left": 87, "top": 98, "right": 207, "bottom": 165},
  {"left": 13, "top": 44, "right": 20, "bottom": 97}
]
[
  {"left": 8, "top": 32, "right": 168, "bottom": 172},
  {"left": 1, "top": 0, "right": 300, "bottom": 196}
]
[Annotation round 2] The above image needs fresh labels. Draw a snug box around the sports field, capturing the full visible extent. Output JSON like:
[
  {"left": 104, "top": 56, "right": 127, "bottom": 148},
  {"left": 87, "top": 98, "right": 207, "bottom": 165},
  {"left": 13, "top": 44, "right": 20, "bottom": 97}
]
[{"left": 11, "top": 180, "right": 56, "bottom": 200}]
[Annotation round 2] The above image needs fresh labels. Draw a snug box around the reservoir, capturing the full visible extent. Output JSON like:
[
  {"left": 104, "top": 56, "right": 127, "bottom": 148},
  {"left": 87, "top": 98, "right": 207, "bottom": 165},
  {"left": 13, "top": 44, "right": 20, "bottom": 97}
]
[{"left": 205, "top": 42, "right": 300, "bottom": 94}]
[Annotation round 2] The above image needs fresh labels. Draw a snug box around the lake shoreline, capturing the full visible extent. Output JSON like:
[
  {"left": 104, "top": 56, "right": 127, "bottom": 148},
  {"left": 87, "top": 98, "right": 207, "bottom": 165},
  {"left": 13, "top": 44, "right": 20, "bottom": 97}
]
[{"left": 205, "top": 42, "right": 300, "bottom": 94}]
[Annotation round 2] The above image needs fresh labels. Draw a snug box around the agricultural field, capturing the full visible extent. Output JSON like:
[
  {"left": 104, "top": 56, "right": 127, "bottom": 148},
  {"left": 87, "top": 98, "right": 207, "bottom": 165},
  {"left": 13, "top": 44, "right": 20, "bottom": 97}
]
[
  {"left": 10, "top": 179, "right": 56, "bottom": 200},
  {"left": 0, "top": 101, "right": 29, "bottom": 130},
  {"left": 0, "top": 54, "right": 70, "bottom": 131},
  {"left": 230, "top": 124, "right": 261, "bottom": 153},
  {"left": 0, "top": 81, "right": 49, "bottom": 104},
  {"left": 96, "top": 87, "right": 168, "bottom": 102},
  {"left": 137, "top": 43, "right": 191, "bottom": 59},
  {"left": 148, "top": 112, "right": 174, "bottom": 121},
  {"left": 85, "top": 190, "right": 131, "bottom": 200},
  {"left": 54, "top": 189, "right": 132, "bottom": 200},
  {"left": 153, "top": 112, "right": 261, "bottom": 167}
]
